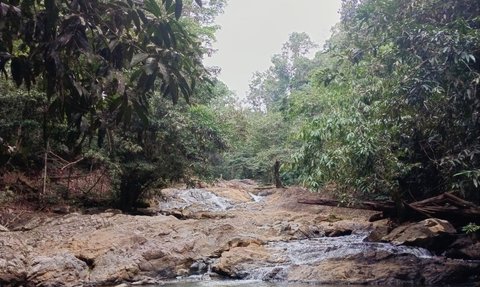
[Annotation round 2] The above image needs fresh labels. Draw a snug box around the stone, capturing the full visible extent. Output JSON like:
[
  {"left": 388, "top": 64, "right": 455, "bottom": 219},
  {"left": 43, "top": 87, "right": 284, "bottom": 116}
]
[
  {"left": 382, "top": 218, "right": 457, "bottom": 251},
  {"left": 0, "top": 224, "right": 9, "bottom": 232},
  {"left": 27, "top": 254, "right": 88, "bottom": 286},
  {"left": 445, "top": 235, "right": 480, "bottom": 260},
  {"left": 325, "top": 227, "right": 352, "bottom": 237},
  {"left": 0, "top": 183, "right": 477, "bottom": 286},
  {"left": 213, "top": 243, "right": 271, "bottom": 278},
  {"left": 365, "top": 219, "right": 391, "bottom": 242}
]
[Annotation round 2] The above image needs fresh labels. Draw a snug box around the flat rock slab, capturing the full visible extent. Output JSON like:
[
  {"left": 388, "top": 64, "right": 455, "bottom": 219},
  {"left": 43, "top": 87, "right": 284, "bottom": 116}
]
[{"left": 0, "top": 184, "right": 478, "bottom": 286}]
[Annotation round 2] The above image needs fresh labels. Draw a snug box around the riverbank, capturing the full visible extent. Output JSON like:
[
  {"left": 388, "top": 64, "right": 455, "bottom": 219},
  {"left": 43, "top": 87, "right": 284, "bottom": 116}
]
[{"left": 0, "top": 180, "right": 479, "bottom": 286}]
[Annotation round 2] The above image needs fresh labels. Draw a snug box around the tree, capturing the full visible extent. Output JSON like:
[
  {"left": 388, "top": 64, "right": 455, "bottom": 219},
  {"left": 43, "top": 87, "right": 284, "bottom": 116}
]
[
  {"left": 247, "top": 32, "right": 317, "bottom": 112},
  {"left": 0, "top": 0, "right": 225, "bottom": 210},
  {"left": 0, "top": 0, "right": 206, "bottom": 153},
  {"left": 291, "top": 0, "right": 480, "bottom": 205}
]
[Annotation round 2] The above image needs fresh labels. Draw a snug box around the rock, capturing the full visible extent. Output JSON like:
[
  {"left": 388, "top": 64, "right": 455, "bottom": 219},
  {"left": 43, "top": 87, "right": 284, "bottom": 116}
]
[
  {"left": 444, "top": 235, "right": 480, "bottom": 260},
  {"left": 104, "top": 208, "right": 123, "bottom": 215},
  {"left": 0, "top": 235, "right": 28, "bottom": 283},
  {"left": 189, "top": 260, "right": 208, "bottom": 274},
  {"left": 213, "top": 235, "right": 480, "bottom": 285},
  {"left": 0, "top": 224, "right": 9, "bottom": 232},
  {"left": 382, "top": 218, "right": 457, "bottom": 251},
  {"left": 0, "top": 183, "right": 478, "bottom": 286},
  {"left": 325, "top": 227, "right": 352, "bottom": 237},
  {"left": 52, "top": 205, "right": 72, "bottom": 214},
  {"left": 365, "top": 219, "right": 390, "bottom": 242},
  {"left": 286, "top": 254, "right": 480, "bottom": 285},
  {"left": 27, "top": 254, "right": 88, "bottom": 286},
  {"left": 213, "top": 243, "right": 272, "bottom": 278}
]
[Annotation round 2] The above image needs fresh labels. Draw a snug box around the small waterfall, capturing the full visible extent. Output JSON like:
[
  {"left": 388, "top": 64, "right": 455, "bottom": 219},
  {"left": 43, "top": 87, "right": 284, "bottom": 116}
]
[
  {"left": 248, "top": 192, "right": 263, "bottom": 203},
  {"left": 158, "top": 189, "right": 234, "bottom": 212},
  {"left": 267, "top": 234, "right": 432, "bottom": 264},
  {"left": 243, "top": 233, "right": 432, "bottom": 281}
]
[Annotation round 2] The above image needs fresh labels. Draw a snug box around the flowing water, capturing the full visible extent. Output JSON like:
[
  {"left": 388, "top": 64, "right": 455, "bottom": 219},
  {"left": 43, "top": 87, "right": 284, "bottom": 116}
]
[
  {"left": 155, "top": 232, "right": 434, "bottom": 286},
  {"left": 238, "top": 233, "right": 432, "bottom": 281},
  {"left": 158, "top": 189, "right": 236, "bottom": 212},
  {"left": 155, "top": 188, "right": 440, "bottom": 285},
  {"left": 160, "top": 282, "right": 371, "bottom": 287}
]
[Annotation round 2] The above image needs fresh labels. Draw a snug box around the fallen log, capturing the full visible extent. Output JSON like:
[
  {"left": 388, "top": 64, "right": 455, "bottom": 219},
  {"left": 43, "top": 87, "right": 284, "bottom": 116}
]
[
  {"left": 298, "top": 192, "right": 480, "bottom": 226},
  {"left": 254, "top": 186, "right": 276, "bottom": 190},
  {"left": 297, "top": 199, "right": 395, "bottom": 212},
  {"left": 407, "top": 193, "right": 480, "bottom": 225}
]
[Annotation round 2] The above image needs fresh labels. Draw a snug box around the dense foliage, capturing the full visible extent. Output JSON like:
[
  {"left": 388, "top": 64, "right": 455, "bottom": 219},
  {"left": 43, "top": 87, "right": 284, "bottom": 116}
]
[
  {"left": 219, "top": 0, "right": 480, "bottom": 207},
  {"left": 0, "top": 0, "right": 226, "bottom": 210},
  {"left": 1, "top": 0, "right": 479, "bottom": 211},
  {"left": 285, "top": 0, "right": 480, "bottom": 205}
]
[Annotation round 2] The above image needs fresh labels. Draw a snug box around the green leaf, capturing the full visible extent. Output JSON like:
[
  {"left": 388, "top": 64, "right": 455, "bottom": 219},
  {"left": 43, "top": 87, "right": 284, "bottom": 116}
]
[
  {"left": 144, "top": 0, "right": 162, "bottom": 17},
  {"left": 132, "top": 99, "right": 149, "bottom": 124},
  {"left": 159, "top": 23, "right": 172, "bottom": 48},
  {"left": 130, "top": 53, "right": 150, "bottom": 67},
  {"left": 163, "top": 0, "right": 173, "bottom": 9},
  {"left": 175, "top": 0, "right": 183, "bottom": 20}
]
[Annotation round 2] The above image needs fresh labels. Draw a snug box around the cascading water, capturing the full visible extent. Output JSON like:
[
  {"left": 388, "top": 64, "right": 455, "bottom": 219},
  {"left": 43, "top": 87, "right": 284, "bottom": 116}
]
[
  {"left": 153, "top": 187, "right": 477, "bottom": 286},
  {"left": 242, "top": 233, "right": 432, "bottom": 281},
  {"left": 158, "top": 189, "right": 235, "bottom": 212}
]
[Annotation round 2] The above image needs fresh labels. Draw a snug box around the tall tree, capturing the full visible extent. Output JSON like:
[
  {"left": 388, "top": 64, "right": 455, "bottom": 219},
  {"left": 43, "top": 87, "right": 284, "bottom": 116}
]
[
  {"left": 0, "top": 0, "right": 207, "bottom": 153},
  {"left": 247, "top": 32, "right": 317, "bottom": 111},
  {"left": 292, "top": 0, "right": 480, "bottom": 204},
  {"left": 0, "top": 0, "right": 229, "bottom": 210}
]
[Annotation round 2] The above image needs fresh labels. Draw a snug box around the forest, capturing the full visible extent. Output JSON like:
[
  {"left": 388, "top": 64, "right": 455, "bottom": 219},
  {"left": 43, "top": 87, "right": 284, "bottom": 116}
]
[{"left": 0, "top": 0, "right": 479, "bottom": 219}]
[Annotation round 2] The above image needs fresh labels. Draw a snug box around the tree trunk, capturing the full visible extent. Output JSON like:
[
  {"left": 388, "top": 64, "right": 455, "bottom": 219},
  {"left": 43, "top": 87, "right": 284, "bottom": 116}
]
[{"left": 274, "top": 160, "right": 283, "bottom": 188}]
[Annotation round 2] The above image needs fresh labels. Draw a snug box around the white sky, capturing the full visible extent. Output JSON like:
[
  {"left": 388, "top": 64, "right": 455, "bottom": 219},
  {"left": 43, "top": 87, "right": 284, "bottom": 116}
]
[{"left": 204, "top": 0, "right": 342, "bottom": 98}]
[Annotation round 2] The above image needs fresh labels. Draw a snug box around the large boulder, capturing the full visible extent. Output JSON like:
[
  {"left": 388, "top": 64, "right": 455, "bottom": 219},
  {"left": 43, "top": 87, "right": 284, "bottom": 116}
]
[
  {"left": 27, "top": 254, "right": 89, "bottom": 286},
  {"left": 0, "top": 234, "right": 28, "bottom": 284},
  {"left": 382, "top": 218, "right": 456, "bottom": 252},
  {"left": 286, "top": 253, "right": 480, "bottom": 285},
  {"left": 444, "top": 235, "right": 480, "bottom": 260},
  {"left": 212, "top": 239, "right": 480, "bottom": 285}
]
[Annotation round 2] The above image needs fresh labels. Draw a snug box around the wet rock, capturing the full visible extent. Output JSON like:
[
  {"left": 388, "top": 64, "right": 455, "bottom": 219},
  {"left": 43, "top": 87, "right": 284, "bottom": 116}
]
[
  {"left": 212, "top": 233, "right": 479, "bottom": 285},
  {"left": 189, "top": 260, "right": 208, "bottom": 274},
  {"left": 213, "top": 243, "right": 273, "bottom": 278},
  {"left": 0, "top": 183, "right": 477, "bottom": 286},
  {"left": 382, "top": 218, "right": 456, "bottom": 251},
  {"left": 325, "top": 227, "right": 352, "bottom": 237},
  {"left": 444, "top": 235, "right": 480, "bottom": 260}
]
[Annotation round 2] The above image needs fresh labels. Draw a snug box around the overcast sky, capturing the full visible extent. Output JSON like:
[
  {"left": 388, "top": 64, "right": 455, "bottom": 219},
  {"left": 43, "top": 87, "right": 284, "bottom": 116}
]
[{"left": 204, "top": 0, "right": 342, "bottom": 98}]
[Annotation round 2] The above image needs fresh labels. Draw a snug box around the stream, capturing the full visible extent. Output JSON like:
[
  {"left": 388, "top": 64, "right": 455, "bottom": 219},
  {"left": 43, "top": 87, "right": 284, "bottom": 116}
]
[
  {"left": 153, "top": 186, "right": 478, "bottom": 285},
  {"left": 1, "top": 183, "right": 478, "bottom": 286},
  {"left": 160, "top": 282, "right": 376, "bottom": 287}
]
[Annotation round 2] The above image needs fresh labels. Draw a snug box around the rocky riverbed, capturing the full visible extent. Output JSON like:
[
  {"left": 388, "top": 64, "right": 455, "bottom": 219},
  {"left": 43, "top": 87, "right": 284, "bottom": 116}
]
[{"left": 0, "top": 180, "right": 479, "bottom": 286}]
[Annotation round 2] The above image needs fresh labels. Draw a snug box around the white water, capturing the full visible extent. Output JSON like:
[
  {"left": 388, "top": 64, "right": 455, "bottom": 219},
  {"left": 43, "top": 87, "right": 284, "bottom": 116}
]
[
  {"left": 158, "top": 189, "right": 235, "bottom": 212},
  {"left": 248, "top": 192, "right": 264, "bottom": 203},
  {"left": 267, "top": 234, "right": 432, "bottom": 264},
  {"left": 156, "top": 189, "right": 441, "bottom": 286},
  {"left": 161, "top": 282, "right": 367, "bottom": 287},
  {"left": 241, "top": 233, "right": 432, "bottom": 281}
]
